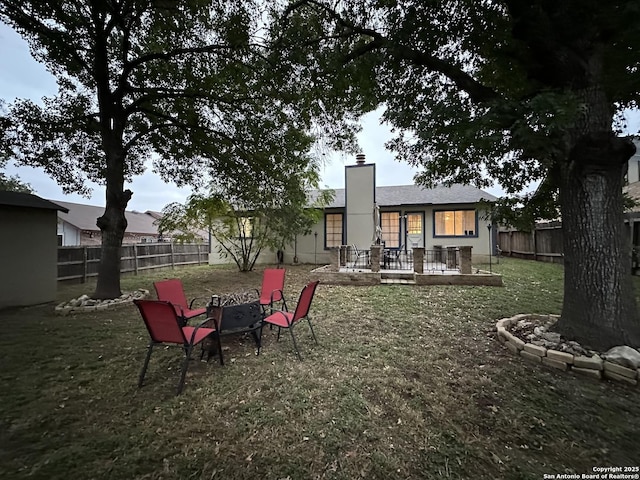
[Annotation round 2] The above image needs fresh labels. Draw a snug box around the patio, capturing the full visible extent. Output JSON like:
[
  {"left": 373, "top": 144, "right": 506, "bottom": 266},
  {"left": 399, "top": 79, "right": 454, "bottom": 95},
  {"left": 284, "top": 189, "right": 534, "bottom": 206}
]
[{"left": 311, "top": 245, "right": 503, "bottom": 286}]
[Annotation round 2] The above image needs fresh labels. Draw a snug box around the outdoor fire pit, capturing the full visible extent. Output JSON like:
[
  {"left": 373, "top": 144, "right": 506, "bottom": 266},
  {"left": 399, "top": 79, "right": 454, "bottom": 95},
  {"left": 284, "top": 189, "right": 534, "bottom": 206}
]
[{"left": 201, "top": 292, "right": 263, "bottom": 360}]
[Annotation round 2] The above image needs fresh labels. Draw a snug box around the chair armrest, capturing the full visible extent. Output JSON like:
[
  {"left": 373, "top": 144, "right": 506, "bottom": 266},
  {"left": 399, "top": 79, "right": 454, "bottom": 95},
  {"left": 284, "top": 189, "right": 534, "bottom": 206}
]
[
  {"left": 270, "top": 289, "right": 288, "bottom": 311},
  {"left": 189, "top": 296, "right": 209, "bottom": 309},
  {"left": 198, "top": 315, "right": 222, "bottom": 332}
]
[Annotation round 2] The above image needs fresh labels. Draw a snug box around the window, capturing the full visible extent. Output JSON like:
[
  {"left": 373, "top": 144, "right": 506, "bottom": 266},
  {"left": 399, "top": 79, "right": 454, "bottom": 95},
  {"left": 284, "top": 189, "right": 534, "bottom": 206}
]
[
  {"left": 434, "top": 210, "right": 477, "bottom": 237},
  {"left": 407, "top": 214, "right": 422, "bottom": 234},
  {"left": 325, "top": 213, "right": 343, "bottom": 248},
  {"left": 381, "top": 212, "right": 400, "bottom": 248},
  {"left": 239, "top": 217, "right": 253, "bottom": 238}
]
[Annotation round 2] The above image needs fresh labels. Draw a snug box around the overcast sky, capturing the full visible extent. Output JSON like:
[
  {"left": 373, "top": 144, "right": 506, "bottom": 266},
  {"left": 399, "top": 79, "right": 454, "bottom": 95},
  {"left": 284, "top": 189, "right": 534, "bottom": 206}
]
[{"left": 2, "top": 22, "right": 639, "bottom": 212}]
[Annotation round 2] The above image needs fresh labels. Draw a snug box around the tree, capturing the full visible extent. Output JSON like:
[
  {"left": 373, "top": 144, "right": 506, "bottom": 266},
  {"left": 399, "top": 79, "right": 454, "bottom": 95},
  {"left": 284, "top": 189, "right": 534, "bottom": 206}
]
[
  {"left": 1, "top": 102, "right": 33, "bottom": 193},
  {"left": 0, "top": 1, "right": 349, "bottom": 299},
  {"left": 158, "top": 155, "right": 334, "bottom": 271},
  {"left": 0, "top": 172, "right": 34, "bottom": 193},
  {"left": 277, "top": 0, "right": 640, "bottom": 350}
]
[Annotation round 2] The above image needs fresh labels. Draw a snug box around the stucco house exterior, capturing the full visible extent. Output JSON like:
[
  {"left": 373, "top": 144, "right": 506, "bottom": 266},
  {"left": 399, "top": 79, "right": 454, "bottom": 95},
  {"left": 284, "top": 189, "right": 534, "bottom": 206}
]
[
  {"left": 208, "top": 154, "right": 497, "bottom": 266},
  {"left": 624, "top": 138, "right": 640, "bottom": 273},
  {"left": 0, "top": 191, "right": 68, "bottom": 308}
]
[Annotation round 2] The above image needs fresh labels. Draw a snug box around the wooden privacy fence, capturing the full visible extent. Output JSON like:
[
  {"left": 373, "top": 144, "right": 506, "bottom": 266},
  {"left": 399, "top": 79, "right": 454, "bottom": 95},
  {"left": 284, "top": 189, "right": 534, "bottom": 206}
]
[
  {"left": 497, "top": 224, "right": 564, "bottom": 264},
  {"left": 57, "top": 243, "right": 209, "bottom": 282}
]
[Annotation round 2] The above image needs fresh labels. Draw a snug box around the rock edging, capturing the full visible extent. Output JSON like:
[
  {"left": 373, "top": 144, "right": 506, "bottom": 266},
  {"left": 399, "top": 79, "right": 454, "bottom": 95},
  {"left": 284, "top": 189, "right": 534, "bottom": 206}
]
[
  {"left": 497, "top": 314, "right": 640, "bottom": 386},
  {"left": 55, "top": 289, "right": 149, "bottom": 315}
]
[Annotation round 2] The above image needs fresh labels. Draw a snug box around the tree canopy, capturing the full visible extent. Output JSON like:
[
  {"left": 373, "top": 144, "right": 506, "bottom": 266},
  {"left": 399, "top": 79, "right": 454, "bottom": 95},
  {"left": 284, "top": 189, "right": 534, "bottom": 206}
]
[
  {"left": 0, "top": 0, "right": 359, "bottom": 298},
  {"left": 157, "top": 154, "right": 334, "bottom": 271},
  {"left": 276, "top": 0, "right": 640, "bottom": 349}
]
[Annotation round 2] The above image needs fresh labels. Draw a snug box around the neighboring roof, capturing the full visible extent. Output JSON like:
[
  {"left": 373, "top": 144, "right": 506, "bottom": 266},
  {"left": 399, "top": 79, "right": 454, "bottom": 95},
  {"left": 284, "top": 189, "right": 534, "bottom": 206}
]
[
  {"left": 312, "top": 183, "right": 497, "bottom": 209},
  {"left": 52, "top": 200, "right": 159, "bottom": 234},
  {"left": 0, "top": 190, "right": 69, "bottom": 212}
]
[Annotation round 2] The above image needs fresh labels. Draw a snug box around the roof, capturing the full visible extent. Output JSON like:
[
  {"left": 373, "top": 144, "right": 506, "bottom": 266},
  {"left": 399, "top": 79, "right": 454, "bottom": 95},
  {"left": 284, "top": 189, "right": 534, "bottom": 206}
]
[
  {"left": 313, "top": 183, "right": 497, "bottom": 209},
  {"left": 52, "top": 200, "right": 159, "bottom": 234},
  {"left": 0, "top": 191, "right": 69, "bottom": 212}
]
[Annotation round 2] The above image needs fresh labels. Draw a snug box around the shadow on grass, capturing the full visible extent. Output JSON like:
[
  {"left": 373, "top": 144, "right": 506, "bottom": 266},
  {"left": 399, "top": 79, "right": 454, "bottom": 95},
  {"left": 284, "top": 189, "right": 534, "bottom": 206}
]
[{"left": 0, "top": 260, "right": 639, "bottom": 479}]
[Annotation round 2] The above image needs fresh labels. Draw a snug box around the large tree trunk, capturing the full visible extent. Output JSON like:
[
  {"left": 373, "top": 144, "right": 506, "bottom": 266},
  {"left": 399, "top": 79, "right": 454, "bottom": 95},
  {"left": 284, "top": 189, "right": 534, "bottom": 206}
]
[
  {"left": 554, "top": 135, "right": 640, "bottom": 350},
  {"left": 93, "top": 148, "right": 132, "bottom": 299}
]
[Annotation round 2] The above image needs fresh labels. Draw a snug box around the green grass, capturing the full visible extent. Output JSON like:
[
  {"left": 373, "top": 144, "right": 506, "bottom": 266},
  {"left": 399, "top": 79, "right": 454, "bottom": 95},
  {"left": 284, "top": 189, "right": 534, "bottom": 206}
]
[{"left": 1, "top": 259, "right": 639, "bottom": 479}]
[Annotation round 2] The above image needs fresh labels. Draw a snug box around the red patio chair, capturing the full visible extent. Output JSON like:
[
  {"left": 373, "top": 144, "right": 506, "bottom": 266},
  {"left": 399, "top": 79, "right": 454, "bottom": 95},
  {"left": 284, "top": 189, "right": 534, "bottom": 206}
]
[
  {"left": 262, "top": 281, "right": 319, "bottom": 360},
  {"left": 257, "top": 268, "right": 288, "bottom": 315},
  {"left": 134, "top": 299, "right": 223, "bottom": 395},
  {"left": 154, "top": 278, "right": 207, "bottom": 325}
]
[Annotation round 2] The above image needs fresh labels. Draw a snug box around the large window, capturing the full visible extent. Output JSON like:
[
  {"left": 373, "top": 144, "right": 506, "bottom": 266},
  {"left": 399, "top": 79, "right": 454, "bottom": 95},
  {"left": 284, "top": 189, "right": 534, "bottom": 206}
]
[
  {"left": 381, "top": 211, "right": 400, "bottom": 248},
  {"left": 434, "top": 210, "right": 477, "bottom": 237},
  {"left": 325, "top": 213, "right": 343, "bottom": 248}
]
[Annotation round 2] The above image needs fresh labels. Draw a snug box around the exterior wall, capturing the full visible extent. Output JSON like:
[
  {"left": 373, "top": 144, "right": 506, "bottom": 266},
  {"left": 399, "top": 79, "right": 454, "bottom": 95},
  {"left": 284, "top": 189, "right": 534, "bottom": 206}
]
[
  {"left": 628, "top": 139, "right": 640, "bottom": 183},
  {"left": 0, "top": 206, "right": 59, "bottom": 308},
  {"left": 345, "top": 163, "right": 375, "bottom": 249},
  {"left": 207, "top": 202, "right": 494, "bottom": 267},
  {"left": 58, "top": 220, "right": 81, "bottom": 246},
  {"left": 207, "top": 229, "right": 331, "bottom": 266}
]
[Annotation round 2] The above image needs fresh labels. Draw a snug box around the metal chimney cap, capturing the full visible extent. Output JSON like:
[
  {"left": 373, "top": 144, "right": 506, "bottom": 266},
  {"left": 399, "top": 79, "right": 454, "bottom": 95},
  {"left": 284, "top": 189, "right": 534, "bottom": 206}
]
[{"left": 355, "top": 153, "right": 366, "bottom": 164}]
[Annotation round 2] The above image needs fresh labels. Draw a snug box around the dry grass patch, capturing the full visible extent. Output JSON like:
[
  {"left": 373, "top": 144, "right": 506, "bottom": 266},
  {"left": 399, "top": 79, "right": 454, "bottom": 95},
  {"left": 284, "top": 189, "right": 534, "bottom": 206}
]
[{"left": 0, "top": 260, "right": 639, "bottom": 479}]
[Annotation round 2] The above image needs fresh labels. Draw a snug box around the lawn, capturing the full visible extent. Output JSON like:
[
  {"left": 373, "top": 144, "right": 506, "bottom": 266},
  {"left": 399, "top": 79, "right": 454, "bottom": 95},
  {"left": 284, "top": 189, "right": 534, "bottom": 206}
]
[{"left": 1, "top": 258, "right": 639, "bottom": 480}]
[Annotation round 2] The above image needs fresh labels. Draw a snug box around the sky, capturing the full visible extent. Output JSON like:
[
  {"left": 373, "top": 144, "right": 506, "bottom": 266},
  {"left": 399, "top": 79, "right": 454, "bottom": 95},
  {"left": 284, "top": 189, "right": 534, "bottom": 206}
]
[{"left": 1, "top": 21, "right": 639, "bottom": 213}]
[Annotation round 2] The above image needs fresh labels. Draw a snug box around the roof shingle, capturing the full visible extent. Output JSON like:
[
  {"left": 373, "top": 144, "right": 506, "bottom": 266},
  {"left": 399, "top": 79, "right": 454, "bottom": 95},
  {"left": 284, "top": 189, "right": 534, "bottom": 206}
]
[{"left": 313, "top": 183, "right": 496, "bottom": 209}]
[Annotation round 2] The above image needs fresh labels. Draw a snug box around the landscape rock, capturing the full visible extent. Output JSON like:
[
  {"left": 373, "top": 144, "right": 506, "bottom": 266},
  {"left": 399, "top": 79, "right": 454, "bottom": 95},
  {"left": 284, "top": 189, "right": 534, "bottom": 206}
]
[
  {"left": 602, "top": 346, "right": 640, "bottom": 369},
  {"left": 55, "top": 289, "right": 149, "bottom": 315}
]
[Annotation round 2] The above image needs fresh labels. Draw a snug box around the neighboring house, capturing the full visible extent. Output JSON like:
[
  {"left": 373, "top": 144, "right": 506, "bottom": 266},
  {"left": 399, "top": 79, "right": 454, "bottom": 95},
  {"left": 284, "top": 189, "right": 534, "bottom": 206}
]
[
  {"left": 208, "top": 154, "right": 497, "bottom": 265},
  {"left": 51, "top": 201, "right": 206, "bottom": 246},
  {"left": 0, "top": 191, "right": 68, "bottom": 308},
  {"left": 52, "top": 200, "right": 163, "bottom": 246}
]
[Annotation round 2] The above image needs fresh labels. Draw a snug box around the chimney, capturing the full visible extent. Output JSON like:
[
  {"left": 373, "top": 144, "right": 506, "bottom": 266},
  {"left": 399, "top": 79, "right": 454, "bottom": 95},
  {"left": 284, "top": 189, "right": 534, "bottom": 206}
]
[{"left": 345, "top": 154, "right": 376, "bottom": 249}]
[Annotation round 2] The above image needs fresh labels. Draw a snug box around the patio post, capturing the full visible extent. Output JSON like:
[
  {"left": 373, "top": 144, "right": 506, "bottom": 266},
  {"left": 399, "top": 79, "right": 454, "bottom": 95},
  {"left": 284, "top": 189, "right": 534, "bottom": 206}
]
[
  {"left": 339, "top": 245, "right": 347, "bottom": 267},
  {"left": 413, "top": 247, "right": 424, "bottom": 273},
  {"left": 329, "top": 247, "right": 340, "bottom": 271},
  {"left": 459, "top": 246, "right": 472, "bottom": 274},
  {"left": 370, "top": 245, "right": 381, "bottom": 272}
]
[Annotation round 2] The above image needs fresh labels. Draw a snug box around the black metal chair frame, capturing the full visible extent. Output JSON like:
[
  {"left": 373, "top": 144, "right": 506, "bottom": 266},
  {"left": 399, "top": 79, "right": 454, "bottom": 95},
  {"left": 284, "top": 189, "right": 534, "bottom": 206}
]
[
  {"left": 136, "top": 300, "right": 223, "bottom": 395},
  {"left": 262, "top": 281, "right": 319, "bottom": 360}
]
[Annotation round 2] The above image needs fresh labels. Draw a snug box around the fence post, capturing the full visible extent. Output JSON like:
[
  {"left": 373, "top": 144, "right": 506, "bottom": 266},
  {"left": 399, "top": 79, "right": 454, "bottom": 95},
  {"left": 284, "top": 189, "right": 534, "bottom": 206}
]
[
  {"left": 532, "top": 229, "right": 538, "bottom": 261},
  {"left": 170, "top": 242, "right": 175, "bottom": 269},
  {"left": 133, "top": 244, "right": 139, "bottom": 275},
  {"left": 81, "top": 246, "right": 88, "bottom": 284},
  {"left": 197, "top": 243, "right": 201, "bottom": 265}
]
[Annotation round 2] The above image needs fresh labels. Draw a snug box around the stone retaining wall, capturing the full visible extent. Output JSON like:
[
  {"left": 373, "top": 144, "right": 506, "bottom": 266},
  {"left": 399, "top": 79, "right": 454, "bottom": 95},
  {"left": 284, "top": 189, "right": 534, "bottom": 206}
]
[
  {"left": 497, "top": 314, "right": 639, "bottom": 386},
  {"left": 415, "top": 272, "right": 503, "bottom": 286}
]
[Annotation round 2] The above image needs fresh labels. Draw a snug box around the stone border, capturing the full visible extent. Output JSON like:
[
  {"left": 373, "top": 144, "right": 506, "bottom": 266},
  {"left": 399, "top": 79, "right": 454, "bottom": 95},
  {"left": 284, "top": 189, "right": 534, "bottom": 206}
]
[
  {"left": 54, "top": 289, "right": 150, "bottom": 315},
  {"left": 497, "top": 314, "right": 639, "bottom": 386}
]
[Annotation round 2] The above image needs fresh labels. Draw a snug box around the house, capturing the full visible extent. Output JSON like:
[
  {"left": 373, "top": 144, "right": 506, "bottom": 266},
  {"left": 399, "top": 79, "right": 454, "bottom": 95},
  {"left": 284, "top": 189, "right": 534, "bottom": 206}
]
[
  {"left": 624, "top": 138, "right": 640, "bottom": 273},
  {"left": 207, "top": 154, "right": 497, "bottom": 266},
  {"left": 0, "top": 191, "right": 68, "bottom": 308},
  {"left": 51, "top": 200, "right": 167, "bottom": 246}
]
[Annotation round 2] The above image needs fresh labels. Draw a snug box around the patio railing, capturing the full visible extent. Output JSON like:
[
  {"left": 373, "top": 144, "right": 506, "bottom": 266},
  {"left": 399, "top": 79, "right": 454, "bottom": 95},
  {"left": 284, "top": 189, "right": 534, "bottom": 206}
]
[{"left": 340, "top": 246, "right": 462, "bottom": 273}]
